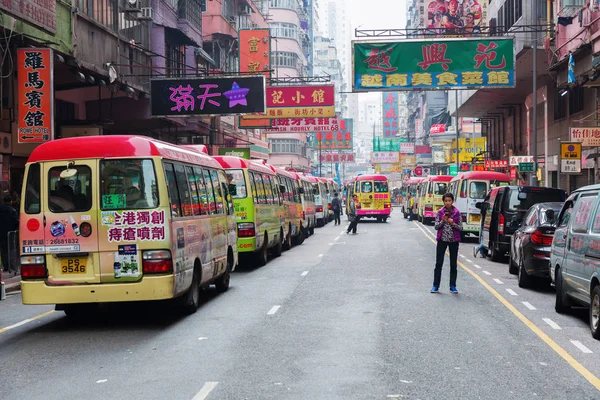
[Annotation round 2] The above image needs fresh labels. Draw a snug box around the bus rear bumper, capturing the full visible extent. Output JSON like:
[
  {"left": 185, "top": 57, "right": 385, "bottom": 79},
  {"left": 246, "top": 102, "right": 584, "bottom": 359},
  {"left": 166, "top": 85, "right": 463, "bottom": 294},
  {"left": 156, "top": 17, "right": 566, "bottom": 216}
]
[{"left": 21, "top": 275, "right": 175, "bottom": 305}]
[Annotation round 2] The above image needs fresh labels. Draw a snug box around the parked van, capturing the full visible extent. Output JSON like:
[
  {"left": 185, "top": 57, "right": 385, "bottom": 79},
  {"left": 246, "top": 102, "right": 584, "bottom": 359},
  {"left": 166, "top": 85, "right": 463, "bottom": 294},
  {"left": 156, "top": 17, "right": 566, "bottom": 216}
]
[
  {"left": 479, "top": 186, "right": 566, "bottom": 261},
  {"left": 551, "top": 185, "right": 600, "bottom": 339}
]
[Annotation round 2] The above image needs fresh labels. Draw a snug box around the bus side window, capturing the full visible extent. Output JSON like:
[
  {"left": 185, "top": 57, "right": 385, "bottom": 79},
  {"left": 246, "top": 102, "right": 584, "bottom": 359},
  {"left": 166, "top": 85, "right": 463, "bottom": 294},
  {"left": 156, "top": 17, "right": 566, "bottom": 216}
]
[
  {"left": 217, "top": 169, "right": 234, "bottom": 216},
  {"left": 210, "top": 170, "right": 224, "bottom": 214},
  {"left": 186, "top": 166, "right": 201, "bottom": 216},
  {"left": 263, "top": 174, "right": 274, "bottom": 205},
  {"left": 164, "top": 163, "right": 182, "bottom": 218},
  {"left": 193, "top": 167, "right": 208, "bottom": 216},
  {"left": 271, "top": 175, "right": 281, "bottom": 205},
  {"left": 249, "top": 171, "right": 258, "bottom": 203},
  {"left": 203, "top": 168, "right": 217, "bottom": 215},
  {"left": 174, "top": 164, "right": 193, "bottom": 217}
]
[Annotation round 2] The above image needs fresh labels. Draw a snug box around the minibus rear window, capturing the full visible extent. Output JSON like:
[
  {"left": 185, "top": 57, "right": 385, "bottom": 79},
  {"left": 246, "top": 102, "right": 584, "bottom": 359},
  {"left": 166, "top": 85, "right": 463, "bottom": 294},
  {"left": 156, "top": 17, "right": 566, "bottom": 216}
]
[
  {"left": 469, "top": 182, "right": 487, "bottom": 199},
  {"left": 361, "top": 182, "right": 373, "bottom": 193},
  {"left": 431, "top": 182, "right": 447, "bottom": 195},
  {"left": 100, "top": 159, "right": 159, "bottom": 210},
  {"left": 374, "top": 181, "right": 388, "bottom": 193},
  {"left": 49, "top": 165, "right": 92, "bottom": 212}
]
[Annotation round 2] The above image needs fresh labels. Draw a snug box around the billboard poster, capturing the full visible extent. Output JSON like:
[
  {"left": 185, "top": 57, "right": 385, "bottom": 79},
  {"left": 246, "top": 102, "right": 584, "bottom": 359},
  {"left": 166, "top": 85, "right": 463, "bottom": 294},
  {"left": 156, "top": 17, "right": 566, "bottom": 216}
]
[
  {"left": 424, "top": 0, "right": 487, "bottom": 38},
  {"left": 243, "top": 85, "right": 335, "bottom": 119},
  {"left": 263, "top": 116, "right": 341, "bottom": 133},
  {"left": 371, "top": 152, "right": 400, "bottom": 164},
  {"left": 315, "top": 118, "right": 353, "bottom": 150},
  {"left": 450, "top": 137, "right": 487, "bottom": 162},
  {"left": 320, "top": 153, "right": 355, "bottom": 163},
  {"left": 218, "top": 147, "right": 251, "bottom": 159},
  {"left": 239, "top": 28, "right": 271, "bottom": 129},
  {"left": 18, "top": 48, "right": 54, "bottom": 143},
  {"left": 352, "top": 37, "right": 515, "bottom": 91},
  {"left": 151, "top": 76, "right": 266, "bottom": 117},
  {"left": 382, "top": 92, "right": 399, "bottom": 138}
]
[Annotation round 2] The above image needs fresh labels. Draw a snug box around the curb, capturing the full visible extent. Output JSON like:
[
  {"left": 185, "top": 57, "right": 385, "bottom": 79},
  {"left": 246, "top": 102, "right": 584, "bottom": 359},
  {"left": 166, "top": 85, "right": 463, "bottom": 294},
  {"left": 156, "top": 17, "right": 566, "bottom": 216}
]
[{"left": 6, "top": 281, "right": 21, "bottom": 293}]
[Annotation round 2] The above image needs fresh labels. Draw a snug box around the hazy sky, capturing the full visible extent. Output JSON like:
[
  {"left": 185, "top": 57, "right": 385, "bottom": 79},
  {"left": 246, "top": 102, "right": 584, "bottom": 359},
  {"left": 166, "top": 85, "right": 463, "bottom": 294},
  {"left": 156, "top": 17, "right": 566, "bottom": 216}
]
[{"left": 349, "top": 0, "right": 407, "bottom": 34}]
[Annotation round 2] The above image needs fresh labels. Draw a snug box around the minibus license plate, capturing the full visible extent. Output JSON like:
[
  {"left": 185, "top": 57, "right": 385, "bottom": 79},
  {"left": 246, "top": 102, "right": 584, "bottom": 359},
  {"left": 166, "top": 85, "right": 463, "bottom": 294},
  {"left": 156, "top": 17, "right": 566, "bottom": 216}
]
[
  {"left": 469, "top": 215, "right": 481, "bottom": 223},
  {"left": 61, "top": 258, "right": 87, "bottom": 274}
]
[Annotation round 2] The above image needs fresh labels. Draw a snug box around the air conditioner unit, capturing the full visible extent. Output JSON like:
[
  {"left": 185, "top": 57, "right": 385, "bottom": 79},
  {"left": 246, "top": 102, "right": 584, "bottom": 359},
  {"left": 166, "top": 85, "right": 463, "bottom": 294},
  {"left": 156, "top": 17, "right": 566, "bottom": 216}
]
[
  {"left": 140, "top": 7, "right": 153, "bottom": 20},
  {"left": 126, "top": 0, "right": 141, "bottom": 9},
  {"left": 238, "top": 4, "right": 252, "bottom": 14}
]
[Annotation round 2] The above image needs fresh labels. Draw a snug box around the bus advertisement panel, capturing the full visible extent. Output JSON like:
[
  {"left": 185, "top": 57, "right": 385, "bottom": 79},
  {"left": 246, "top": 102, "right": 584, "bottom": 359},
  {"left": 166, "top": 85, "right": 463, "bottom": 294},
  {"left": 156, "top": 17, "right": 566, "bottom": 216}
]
[{"left": 353, "top": 174, "right": 392, "bottom": 222}]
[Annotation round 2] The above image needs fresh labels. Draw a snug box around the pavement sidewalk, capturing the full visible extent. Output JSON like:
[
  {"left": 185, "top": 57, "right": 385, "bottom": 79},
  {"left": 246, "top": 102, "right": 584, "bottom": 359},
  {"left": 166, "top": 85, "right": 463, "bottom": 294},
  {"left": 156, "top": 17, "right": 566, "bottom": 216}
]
[{"left": 1, "top": 272, "right": 21, "bottom": 296}]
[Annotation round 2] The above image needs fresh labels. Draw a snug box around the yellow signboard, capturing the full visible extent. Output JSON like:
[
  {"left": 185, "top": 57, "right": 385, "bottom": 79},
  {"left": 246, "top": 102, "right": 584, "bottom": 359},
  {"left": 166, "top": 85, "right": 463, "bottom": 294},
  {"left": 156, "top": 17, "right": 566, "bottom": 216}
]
[
  {"left": 560, "top": 142, "right": 582, "bottom": 159},
  {"left": 450, "top": 137, "right": 487, "bottom": 163}
]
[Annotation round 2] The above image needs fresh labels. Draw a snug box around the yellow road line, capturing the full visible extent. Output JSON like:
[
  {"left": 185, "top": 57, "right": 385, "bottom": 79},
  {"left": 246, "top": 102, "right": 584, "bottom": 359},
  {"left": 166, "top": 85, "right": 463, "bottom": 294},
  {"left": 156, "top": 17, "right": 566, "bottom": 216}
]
[
  {"left": 414, "top": 223, "right": 600, "bottom": 391},
  {"left": 0, "top": 310, "right": 55, "bottom": 334}
]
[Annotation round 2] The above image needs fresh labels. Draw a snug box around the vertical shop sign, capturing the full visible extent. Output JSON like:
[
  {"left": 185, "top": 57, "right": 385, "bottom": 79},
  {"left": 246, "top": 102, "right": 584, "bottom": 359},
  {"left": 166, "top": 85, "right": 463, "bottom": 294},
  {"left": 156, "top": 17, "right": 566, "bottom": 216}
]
[
  {"left": 18, "top": 48, "right": 54, "bottom": 143},
  {"left": 382, "top": 92, "right": 399, "bottom": 137},
  {"left": 239, "top": 28, "right": 272, "bottom": 128}
]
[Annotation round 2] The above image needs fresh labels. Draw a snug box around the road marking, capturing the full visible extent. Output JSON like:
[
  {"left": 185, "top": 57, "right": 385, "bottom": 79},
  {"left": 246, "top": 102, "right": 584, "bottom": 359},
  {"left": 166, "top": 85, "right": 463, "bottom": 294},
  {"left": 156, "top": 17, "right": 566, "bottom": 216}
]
[
  {"left": 198, "top": 337, "right": 208, "bottom": 341},
  {"left": 473, "top": 264, "right": 482, "bottom": 269},
  {"left": 506, "top": 289, "right": 518, "bottom": 296},
  {"left": 482, "top": 271, "right": 492, "bottom": 276},
  {"left": 96, "top": 379, "right": 108, "bottom": 384},
  {"left": 571, "top": 341, "right": 594, "bottom": 354},
  {"left": 522, "top": 302, "right": 537, "bottom": 310},
  {"left": 493, "top": 278, "right": 504, "bottom": 284},
  {"left": 542, "top": 318, "right": 562, "bottom": 330},
  {"left": 317, "top": 254, "right": 323, "bottom": 258},
  {"left": 301, "top": 271, "right": 309, "bottom": 276},
  {"left": 466, "top": 259, "right": 473, "bottom": 263},
  {"left": 192, "top": 382, "right": 219, "bottom": 400},
  {"left": 459, "top": 254, "right": 466, "bottom": 258},
  {"left": 334, "top": 236, "right": 340, "bottom": 241},
  {"left": 413, "top": 222, "right": 600, "bottom": 391},
  {"left": 0, "top": 310, "right": 55, "bottom": 334},
  {"left": 267, "top": 305, "right": 281, "bottom": 315}
]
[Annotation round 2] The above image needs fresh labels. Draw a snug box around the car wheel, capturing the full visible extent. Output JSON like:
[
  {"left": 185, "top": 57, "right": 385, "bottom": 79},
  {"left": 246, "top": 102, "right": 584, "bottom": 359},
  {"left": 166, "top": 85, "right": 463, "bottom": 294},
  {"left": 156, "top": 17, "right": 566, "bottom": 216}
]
[
  {"left": 490, "top": 243, "right": 502, "bottom": 262},
  {"left": 555, "top": 266, "right": 571, "bottom": 314},
  {"left": 509, "top": 254, "right": 518, "bottom": 275},
  {"left": 517, "top": 257, "right": 531, "bottom": 288},
  {"left": 590, "top": 286, "right": 600, "bottom": 340},
  {"left": 181, "top": 267, "right": 200, "bottom": 314}
]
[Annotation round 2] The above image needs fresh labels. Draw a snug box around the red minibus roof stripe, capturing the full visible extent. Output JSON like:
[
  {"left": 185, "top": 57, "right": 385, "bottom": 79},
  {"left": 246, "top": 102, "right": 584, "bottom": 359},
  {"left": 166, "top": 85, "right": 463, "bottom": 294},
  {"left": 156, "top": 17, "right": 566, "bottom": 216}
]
[
  {"left": 427, "top": 175, "right": 453, "bottom": 182},
  {"left": 450, "top": 171, "right": 511, "bottom": 182},
  {"left": 213, "top": 156, "right": 276, "bottom": 175},
  {"left": 356, "top": 174, "right": 388, "bottom": 181}
]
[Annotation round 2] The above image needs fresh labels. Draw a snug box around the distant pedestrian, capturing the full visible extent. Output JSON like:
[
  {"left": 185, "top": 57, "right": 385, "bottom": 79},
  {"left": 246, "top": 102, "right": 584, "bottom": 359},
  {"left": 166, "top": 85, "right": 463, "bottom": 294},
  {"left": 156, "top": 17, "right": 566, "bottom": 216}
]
[
  {"left": 408, "top": 193, "right": 415, "bottom": 221},
  {"left": 331, "top": 192, "right": 342, "bottom": 225},
  {"left": 0, "top": 195, "right": 18, "bottom": 272},
  {"left": 431, "top": 193, "right": 463, "bottom": 294},
  {"left": 346, "top": 194, "right": 360, "bottom": 234}
]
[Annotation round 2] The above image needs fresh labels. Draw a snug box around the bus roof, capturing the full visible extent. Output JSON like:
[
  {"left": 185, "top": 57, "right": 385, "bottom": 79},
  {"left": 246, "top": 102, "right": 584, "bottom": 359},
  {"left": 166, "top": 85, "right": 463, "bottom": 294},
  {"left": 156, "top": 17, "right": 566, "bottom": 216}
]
[
  {"left": 304, "top": 175, "right": 319, "bottom": 183},
  {"left": 213, "top": 156, "right": 275, "bottom": 175},
  {"left": 427, "top": 175, "right": 453, "bottom": 182},
  {"left": 405, "top": 177, "right": 425, "bottom": 184},
  {"left": 355, "top": 174, "right": 388, "bottom": 181},
  {"left": 273, "top": 166, "right": 297, "bottom": 180},
  {"left": 28, "top": 135, "right": 222, "bottom": 168},
  {"left": 450, "top": 171, "right": 511, "bottom": 182}
]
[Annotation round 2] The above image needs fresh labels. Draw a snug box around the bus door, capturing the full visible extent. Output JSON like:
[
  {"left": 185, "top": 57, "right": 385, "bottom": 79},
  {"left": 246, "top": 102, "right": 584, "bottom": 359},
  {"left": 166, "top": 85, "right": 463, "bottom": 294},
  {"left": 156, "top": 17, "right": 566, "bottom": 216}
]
[
  {"left": 41, "top": 160, "right": 102, "bottom": 284},
  {"left": 466, "top": 180, "right": 488, "bottom": 226}
]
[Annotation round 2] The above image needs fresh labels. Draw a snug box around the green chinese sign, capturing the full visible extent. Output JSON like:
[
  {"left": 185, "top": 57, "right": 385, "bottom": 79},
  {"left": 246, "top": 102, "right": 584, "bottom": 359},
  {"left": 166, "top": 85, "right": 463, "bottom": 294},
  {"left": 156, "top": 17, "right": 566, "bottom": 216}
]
[
  {"left": 352, "top": 37, "right": 515, "bottom": 91},
  {"left": 218, "top": 147, "right": 251, "bottom": 159}
]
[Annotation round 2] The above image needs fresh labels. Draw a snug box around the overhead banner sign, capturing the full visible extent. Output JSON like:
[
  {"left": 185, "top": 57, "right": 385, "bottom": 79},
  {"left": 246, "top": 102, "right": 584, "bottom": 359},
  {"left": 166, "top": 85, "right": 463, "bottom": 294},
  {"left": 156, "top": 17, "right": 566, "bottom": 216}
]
[
  {"left": 151, "top": 76, "right": 266, "bottom": 117},
  {"left": 315, "top": 118, "right": 353, "bottom": 150},
  {"left": 382, "top": 92, "right": 399, "bottom": 137},
  {"left": 509, "top": 155, "right": 534, "bottom": 166},
  {"left": 18, "top": 48, "right": 54, "bottom": 144},
  {"left": 484, "top": 160, "right": 508, "bottom": 169},
  {"left": 352, "top": 38, "right": 515, "bottom": 91},
  {"left": 239, "top": 28, "right": 271, "bottom": 129},
  {"left": 570, "top": 127, "right": 600, "bottom": 147},
  {"left": 450, "top": 137, "right": 487, "bottom": 163},
  {"left": 243, "top": 84, "right": 335, "bottom": 119},
  {"left": 320, "top": 153, "right": 355, "bottom": 162},
  {"left": 400, "top": 142, "right": 415, "bottom": 154},
  {"left": 371, "top": 152, "right": 400, "bottom": 164},
  {"left": 218, "top": 147, "right": 251, "bottom": 159},
  {"left": 560, "top": 142, "right": 582, "bottom": 174},
  {"left": 263, "top": 116, "right": 341, "bottom": 133}
]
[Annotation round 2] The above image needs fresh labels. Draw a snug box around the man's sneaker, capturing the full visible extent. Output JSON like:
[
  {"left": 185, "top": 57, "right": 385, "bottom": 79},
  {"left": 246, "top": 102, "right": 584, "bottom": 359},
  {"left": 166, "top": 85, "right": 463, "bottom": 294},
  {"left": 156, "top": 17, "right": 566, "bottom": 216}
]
[
  {"left": 450, "top": 286, "right": 459, "bottom": 294},
  {"left": 430, "top": 286, "right": 439, "bottom": 293}
]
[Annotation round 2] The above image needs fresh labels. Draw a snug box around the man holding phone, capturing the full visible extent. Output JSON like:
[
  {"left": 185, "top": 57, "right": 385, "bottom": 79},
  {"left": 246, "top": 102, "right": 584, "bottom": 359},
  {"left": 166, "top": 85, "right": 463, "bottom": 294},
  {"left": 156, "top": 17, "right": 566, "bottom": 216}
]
[{"left": 431, "top": 193, "right": 463, "bottom": 294}]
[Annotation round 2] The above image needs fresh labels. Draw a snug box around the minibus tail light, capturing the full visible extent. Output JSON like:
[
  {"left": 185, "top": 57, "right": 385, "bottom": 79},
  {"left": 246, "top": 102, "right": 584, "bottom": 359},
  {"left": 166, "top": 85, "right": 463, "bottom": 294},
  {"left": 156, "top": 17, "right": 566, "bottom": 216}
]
[
  {"left": 142, "top": 250, "right": 173, "bottom": 274},
  {"left": 20, "top": 255, "right": 47, "bottom": 279},
  {"left": 498, "top": 214, "right": 505, "bottom": 235},
  {"left": 461, "top": 213, "right": 467, "bottom": 223},
  {"left": 425, "top": 205, "right": 433, "bottom": 212},
  {"left": 238, "top": 223, "right": 256, "bottom": 237},
  {"left": 385, "top": 202, "right": 391, "bottom": 209},
  {"left": 316, "top": 206, "right": 323, "bottom": 213}
]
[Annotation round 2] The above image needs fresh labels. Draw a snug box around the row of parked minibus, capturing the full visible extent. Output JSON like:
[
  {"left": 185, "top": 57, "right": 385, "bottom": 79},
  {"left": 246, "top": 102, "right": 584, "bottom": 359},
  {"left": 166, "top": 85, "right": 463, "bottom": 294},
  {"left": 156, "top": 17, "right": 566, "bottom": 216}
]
[
  {"left": 401, "top": 170, "right": 600, "bottom": 340},
  {"left": 17, "top": 136, "right": 341, "bottom": 316}
]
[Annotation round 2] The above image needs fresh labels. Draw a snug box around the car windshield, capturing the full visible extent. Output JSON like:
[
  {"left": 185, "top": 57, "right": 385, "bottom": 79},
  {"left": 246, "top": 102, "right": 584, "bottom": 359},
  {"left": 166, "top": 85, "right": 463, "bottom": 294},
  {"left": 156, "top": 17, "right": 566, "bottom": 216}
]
[
  {"left": 469, "top": 181, "right": 487, "bottom": 199},
  {"left": 507, "top": 189, "right": 566, "bottom": 213},
  {"left": 432, "top": 182, "right": 447, "bottom": 195}
]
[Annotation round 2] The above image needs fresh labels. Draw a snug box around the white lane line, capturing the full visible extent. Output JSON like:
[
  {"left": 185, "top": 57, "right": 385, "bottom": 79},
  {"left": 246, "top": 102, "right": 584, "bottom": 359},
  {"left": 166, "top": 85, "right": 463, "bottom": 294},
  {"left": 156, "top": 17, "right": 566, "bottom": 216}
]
[
  {"left": 482, "top": 271, "right": 492, "bottom": 276},
  {"left": 570, "top": 340, "right": 594, "bottom": 354},
  {"left": 192, "top": 382, "right": 219, "bottom": 400},
  {"left": 317, "top": 254, "right": 323, "bottom": 258},
  {"left": 522, "top": 302, "right": 537, "bottom": 310},
  {"left": 96, "top": 379, "right": 108, "bottom": 384},
  {"left": 506, "top": 288, "right": 518, "bottom": 296},
  {"left": 493, "top": 278, "right": 504, "bottom": 284},
  {"left": 267, "top": 305, "right": 281, "bottom": 315},
  {"left": 542, "top": 318, "right": 562, "bottom": 330},
  {"left": 459, "top": 254, "right": 466, "bottom": 258},
  {"left": 466, "top": 259, "right": 473, "bottom": 263},
  {"left": 0, "top": 310, "right": 55, "bottom": 334},
  {"left": 301, "top": 271, "right": 309, "bottom": 276},
  {"left": 334, "top": 236, "right": 340, "bottom": 241},
  {"left": 473, "top": 264, "right": 482, "bottom": 269}
]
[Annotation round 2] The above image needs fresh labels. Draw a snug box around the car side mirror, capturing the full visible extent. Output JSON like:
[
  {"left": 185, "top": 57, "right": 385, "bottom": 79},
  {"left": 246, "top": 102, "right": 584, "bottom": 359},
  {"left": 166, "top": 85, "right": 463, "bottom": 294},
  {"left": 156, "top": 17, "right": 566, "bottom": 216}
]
[
  {"left": 475, "top": 202, "right": 483, "bottom": 210},
  {"left": 545, "top": 209, "right": 555, "bottom": 222}
]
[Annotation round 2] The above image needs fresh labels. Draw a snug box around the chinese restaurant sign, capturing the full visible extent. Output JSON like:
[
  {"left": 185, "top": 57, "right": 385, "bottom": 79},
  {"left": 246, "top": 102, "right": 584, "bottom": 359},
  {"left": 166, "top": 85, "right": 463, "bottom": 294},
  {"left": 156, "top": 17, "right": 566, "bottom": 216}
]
[
  {"left": 570, "top": 127, "right": 600, "bottom": 147},
  {"left": 243, "top": 85, "right": 335, "bottom": 119},
  {"left": 320, "top": 153, "right": 355, "bottom": 163},
  {"left": 371, "top": 152, "right": 400, "bottom": 164},
  {"left": 151, "top": 76, "right": 266, "bottom": 117},
  {"left": 264, "top": 116, "right": 341, "bottom": 133},
  {"left": 18, "top": 48, "right": 54, "bottom": 144},
  {"left": 382, "top": 92, "right": 399, "bottom": 137},
  {"left": 484, "top": 160, "right": 508, "bottom": 169},
  {"left": 400, "top": 142, "right": 415, "bottom": 154},
  {"left": 315, "top": 118, "right": 353, "bottom": 150},
  {"left": 239, "top": 29, "right": 271, "bottom": 128},
  {"left": 1, "top": 1, "right": 56, "bottom": 34},
  {"left": 352, "top": 37, "right": 515, "bottom": 91}
]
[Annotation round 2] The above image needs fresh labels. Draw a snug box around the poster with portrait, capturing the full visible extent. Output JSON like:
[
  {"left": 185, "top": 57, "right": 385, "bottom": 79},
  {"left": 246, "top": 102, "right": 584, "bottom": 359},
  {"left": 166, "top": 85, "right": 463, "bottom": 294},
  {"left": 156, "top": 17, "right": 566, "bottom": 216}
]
[{"left": 424, "top": 0, "right": 486, "bottom": 37}]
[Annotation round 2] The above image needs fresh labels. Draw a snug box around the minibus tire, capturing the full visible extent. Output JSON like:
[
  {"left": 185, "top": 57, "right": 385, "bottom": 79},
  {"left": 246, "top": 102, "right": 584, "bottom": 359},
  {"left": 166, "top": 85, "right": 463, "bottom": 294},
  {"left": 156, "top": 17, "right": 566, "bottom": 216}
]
[
  {"left": 294, "top": 226, "right": 305, "bottom": 245},
  {"left": 256, "top": 236, "right": 269, "bottom": 266},
  {"left": 283, "top": 225, "right": 293, "bottom": 250},
  {"left": 181, "top": 267, "right": 201, "bottom": 314},
  {"left": 215, "top": 270, "right": 230, "bottom": 293},
  {"left": 273, "top": 230, "right": 283, "bottom": 257}
]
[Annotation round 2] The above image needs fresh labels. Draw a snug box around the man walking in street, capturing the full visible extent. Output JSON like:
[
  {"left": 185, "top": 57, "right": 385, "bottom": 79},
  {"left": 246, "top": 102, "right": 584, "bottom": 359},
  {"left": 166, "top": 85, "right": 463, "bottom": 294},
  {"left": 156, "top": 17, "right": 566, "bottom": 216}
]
[
  {"left": 0, "top": 195, "right": 19, "bottom": 273},
  {"left": 331, "top": 192, "right": 342, "bottom": 225},
  {"left": 431, "top": 193, "right": 463, "bottom": 294},
  {"left": 346, "top": 194, "right": 360, "bottom": 234}
]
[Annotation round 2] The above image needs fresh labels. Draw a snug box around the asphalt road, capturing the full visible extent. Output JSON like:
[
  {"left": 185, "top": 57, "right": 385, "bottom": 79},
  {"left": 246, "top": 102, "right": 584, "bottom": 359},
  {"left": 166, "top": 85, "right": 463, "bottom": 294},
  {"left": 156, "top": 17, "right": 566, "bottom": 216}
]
[{"left": 1, "top": 210, "right": 600, "bottom": 399}]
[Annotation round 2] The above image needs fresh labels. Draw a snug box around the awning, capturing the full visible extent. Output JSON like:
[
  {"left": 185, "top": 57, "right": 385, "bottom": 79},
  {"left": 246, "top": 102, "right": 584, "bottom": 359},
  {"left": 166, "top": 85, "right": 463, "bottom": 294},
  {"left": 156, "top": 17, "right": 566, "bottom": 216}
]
[{"left": 164, "top": 26, "right": 199, "bottom": 47}]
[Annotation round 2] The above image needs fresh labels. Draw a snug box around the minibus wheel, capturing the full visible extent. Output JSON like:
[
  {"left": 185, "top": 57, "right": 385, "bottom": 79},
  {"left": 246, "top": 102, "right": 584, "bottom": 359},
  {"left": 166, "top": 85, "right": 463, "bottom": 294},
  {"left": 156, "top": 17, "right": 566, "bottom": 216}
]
[
  {"left": 283, "top": 225, "right": 292, "bottom": 250},
  {"left": 256, "top": 235, "right": 269, "bottom": 266},
  {"left": 215, "top": 257, "right": 231, "bottom": 294},
  {"left": 272, "top": 230, "right": 283, "bottom": 258},
  {"left": 295, "top": 226, "right": 306, "bottom": 245},
  {"left": 383, "top": 217, "right": 388, "bottom": 223},
  {"left": 181, "top": 266, "right": 201, "bottom": 314}
]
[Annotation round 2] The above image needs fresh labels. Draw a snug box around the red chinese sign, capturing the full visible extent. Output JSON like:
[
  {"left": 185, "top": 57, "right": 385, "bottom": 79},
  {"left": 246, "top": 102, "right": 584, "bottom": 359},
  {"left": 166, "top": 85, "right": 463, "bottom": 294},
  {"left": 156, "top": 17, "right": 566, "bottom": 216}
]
[
  {"left": 106, "top": 210, "right": 166, "bottom": 243},
  {"left": 430, "top": 124, "right": 446, "bottom": 134},
  {"left": 484, "top": 160, "right": 508, "bottom": 169},
  {"left": 264, "top": 117, "right": 341, "bottom": 133},
  {"left": 315, "top": 118, "right": 353, "bottom": 150},
  {"left": 1, "top": 1, "right": 56, "bottom": 34},
  {"left": 319, "top": 153, "right": 355, "bottom": 163},
  {"left": 239, "top": 29, "right": 271, "bottom": 128},
  {"left": 18, "top": 48, "right": 54, "bottom": 144},
  {"left": 244, "top": 85, "right": 335, "bottom": 119}
]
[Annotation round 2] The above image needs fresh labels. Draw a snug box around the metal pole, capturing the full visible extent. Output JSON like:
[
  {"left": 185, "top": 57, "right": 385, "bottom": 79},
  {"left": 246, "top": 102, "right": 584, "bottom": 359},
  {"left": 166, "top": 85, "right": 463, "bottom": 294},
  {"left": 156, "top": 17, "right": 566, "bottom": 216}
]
[
  {"left": 531, "top": 0, "right": 539, "bottom": 186},
  {"left": 455, "top": 90, "right": 460, "bottom": 170},
  {"left": 557, "top": 138, "right": 561, "bottom": 190}
]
